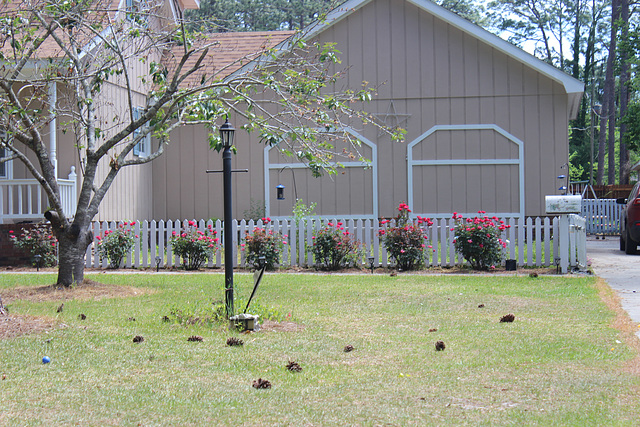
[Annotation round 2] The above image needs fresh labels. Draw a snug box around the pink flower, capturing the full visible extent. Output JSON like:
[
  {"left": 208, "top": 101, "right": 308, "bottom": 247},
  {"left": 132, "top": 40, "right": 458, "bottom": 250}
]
[
  {"left": 172, "top": 231, "right": 177, "bottom": 236},
  {"left": 188, "top": 220, "right": 195, "bottom": 227},
  {"left": 135, "top": 235, "right": 139, "bottom": 238},
  {"left": 380, "top": 220, "right": 389, "bottom": 225},
  {"left": 467, "top": 239, "right": 473, "bottom": 243},
  {"left": 130, "top": 221, "right": 136, "bottom": 226}
]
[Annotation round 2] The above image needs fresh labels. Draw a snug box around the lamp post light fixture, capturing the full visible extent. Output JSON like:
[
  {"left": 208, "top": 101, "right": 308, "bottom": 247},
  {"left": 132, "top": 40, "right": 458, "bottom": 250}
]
[
  {"left": 206, "top": 116, "right": 248, "bottom": 320},
  {"left": 220, "top": 117, "right": 236, "bottom": 319},
  {"left": 34, "top": 254, "right": 42, "bottom": 272},
  {"left": 368, "top": 256, "right": 375, "bottom": 274},
  {"left": 155, "top": 256, "right": 162, "bottom": 272}
]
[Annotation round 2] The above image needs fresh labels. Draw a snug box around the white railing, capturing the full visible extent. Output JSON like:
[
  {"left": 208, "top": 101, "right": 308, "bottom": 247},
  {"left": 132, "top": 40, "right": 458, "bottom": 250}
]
[
  {"left": 0, "top": 167, "right": 77, "bottom": 224},
  {"left": 85, "top": 215, "right": 587, "bottom": 273},
  {"left": 581, "top": 199, "right": 623, "bottom": 235}
]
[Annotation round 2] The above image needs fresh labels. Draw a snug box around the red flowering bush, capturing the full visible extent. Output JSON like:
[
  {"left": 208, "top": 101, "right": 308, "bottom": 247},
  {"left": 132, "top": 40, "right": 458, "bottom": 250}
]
[
  {"left": 96, "top": 222, "right": 137, "bottom": 269},
  {"left": 311, "top": 221, "right": 362, "bottom": 270},
  {"left": 9, "top": 223, "right": 57, "bottom": 267},
  {"left": 452, "top": 211, "right": 510, "bottom": 270},
  {"left": 170, "top": 220, "right": 219, "bottom": 270},
  {"left": 379, "top": 203, "right": 432, "bottom": 270},
  {"left": 242, "top": 218, "right": 285, "bottom": 270}
]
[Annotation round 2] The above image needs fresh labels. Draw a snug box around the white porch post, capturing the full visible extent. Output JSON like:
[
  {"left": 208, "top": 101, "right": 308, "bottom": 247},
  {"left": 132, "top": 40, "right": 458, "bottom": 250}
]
[{"left": 48, "top": 82, "right": 58, "bottom": 178}]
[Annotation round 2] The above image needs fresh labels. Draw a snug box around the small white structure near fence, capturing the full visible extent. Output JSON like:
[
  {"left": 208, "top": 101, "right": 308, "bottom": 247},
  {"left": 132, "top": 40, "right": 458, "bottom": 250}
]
[
  {"left": 581, "top": 199, "right": 623, "bottom": 235},
  {"left": 85, "top": 215, "right": 587, "bottom": 273}
]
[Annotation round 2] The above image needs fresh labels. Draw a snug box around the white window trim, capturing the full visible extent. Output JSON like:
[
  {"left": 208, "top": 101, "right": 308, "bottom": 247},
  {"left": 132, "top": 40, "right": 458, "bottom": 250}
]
[
  {"left": 125, "top": 0, "right": 149, "bottom": 25},
  {"left": 0, "top": 130, "right": 13, "bottom": 180},
  {"left": 263, "top": 127, "right": 378, "bottom": 219},
  {"left": 406, "top": 124, "right": 525, "bottom": 221},
  {"left": 132, "top": 107, "right": 151, "bottom": 158}
]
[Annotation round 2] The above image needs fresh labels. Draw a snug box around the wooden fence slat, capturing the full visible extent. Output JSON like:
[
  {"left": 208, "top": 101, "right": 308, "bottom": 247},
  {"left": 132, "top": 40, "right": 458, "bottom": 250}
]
[{"left": 526, "top": 217, "right": 533, "bottom": 267}]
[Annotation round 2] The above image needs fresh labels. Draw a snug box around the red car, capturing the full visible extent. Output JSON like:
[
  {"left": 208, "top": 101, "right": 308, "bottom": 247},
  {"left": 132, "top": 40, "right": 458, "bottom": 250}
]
[{"left": 618, "top": 181, "right": 640, "bottom": 254}]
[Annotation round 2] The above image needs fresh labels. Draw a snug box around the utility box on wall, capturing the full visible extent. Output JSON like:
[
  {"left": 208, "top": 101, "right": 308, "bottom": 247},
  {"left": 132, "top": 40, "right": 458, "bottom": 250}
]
[{"left": 545, "top": 195, "right": 582, "bottom": 215}]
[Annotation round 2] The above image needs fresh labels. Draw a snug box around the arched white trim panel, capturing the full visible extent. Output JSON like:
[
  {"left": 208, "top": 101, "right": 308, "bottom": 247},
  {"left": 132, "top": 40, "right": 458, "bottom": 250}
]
[
  {"left": 407, "top": 124, "right": 525, "bottom": 220},
  {"left": 264, "top": 128, "right": 379, "bottom": 219}
]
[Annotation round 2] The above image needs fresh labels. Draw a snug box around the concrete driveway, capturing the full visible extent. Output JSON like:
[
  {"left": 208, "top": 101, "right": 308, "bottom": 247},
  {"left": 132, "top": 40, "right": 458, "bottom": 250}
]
[{"left": 587, "top": 235, "right": 640, "bottom": 336}]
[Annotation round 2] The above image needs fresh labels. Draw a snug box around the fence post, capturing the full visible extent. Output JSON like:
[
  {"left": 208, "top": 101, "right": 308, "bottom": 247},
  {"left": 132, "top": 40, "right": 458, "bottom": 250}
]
[{"left": 558, "top": 214, "right": 569, "bottom": 273}]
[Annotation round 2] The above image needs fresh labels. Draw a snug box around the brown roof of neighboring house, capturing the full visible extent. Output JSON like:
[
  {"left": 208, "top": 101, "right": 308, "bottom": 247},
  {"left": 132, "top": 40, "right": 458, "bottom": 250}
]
[
  {"left": 0, "top": 0, "right": 120, "bottom": 60},
  {"left": 164, "top": 31, "right": 295, "bottom": 88}
]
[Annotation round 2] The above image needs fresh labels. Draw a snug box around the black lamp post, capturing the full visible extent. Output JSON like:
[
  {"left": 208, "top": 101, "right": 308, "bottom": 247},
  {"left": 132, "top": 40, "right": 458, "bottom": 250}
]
[{"left": 220, "top": 117, "right": 236, "bottom": 318}]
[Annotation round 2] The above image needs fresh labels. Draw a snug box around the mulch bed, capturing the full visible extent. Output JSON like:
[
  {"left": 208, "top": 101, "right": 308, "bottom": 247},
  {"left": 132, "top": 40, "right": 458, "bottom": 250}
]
[{"left": 0, "top": 279, "right": 153, "bottom": 340}]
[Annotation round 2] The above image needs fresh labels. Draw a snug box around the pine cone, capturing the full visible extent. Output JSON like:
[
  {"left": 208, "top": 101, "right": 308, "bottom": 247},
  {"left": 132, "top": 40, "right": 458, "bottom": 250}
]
[
  {"left": 478, "top": 304, "right": 485, "bottom": 308},
  {"left": 435, "top": 340, "right": 446, "bottom": 351},
  {"left": 500, "top": 314, "right": 515, "bottom": 323},
  {"left": 343, "top": 345, "right": 354, "bottom": 353},
  {"left": 428, "top": 328, "right": 438, "bottom": 332},
  {"left": 78, "top": 313, "right": 86, "bottom": 320},
  {"left": 252, "top": 378, "right": 272, "bottom": 389},
  {"left": 226, "top": 337, "right": 244, "bottom": 346},
  {"left": 133, "top": 335, "right": 144, "bottom": 343},
  {"left": 56, "top": 303, "right": 64, "bottom": 313},
  {"left": 529, "top": 272, "right": 539, "bottom": 278},
  {"left": 187, "top": 335, "right": 203, "bottom": 342},
  {"left": 286, "top": 361, "right": 303, "bottom": 372},
  {"left": 161, "top": 315, "right": 170, "bottom": 322}
]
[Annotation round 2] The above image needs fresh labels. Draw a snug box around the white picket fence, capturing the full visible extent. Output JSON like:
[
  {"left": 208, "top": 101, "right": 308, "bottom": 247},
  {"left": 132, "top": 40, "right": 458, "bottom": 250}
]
[
  {"left": 85, "top": 214, "right": 587, "bottom": 273},
  {"left": 581, "top": 199, "right": 623, "bottom": 235}
]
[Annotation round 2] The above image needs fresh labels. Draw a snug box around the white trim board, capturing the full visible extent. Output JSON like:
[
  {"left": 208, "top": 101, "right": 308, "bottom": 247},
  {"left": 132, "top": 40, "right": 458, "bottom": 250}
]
[
  {"left": 407, "top": 124, "right": 525, "bottom": 221},
  {"left": 264, "top": 128, "right": 378, "bottom": 219}
]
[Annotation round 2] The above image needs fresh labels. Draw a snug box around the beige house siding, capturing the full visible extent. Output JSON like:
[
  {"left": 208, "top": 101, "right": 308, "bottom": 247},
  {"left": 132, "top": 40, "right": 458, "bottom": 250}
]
[{"left": 153, "top": 0, "right": 578, "bottom": 221}]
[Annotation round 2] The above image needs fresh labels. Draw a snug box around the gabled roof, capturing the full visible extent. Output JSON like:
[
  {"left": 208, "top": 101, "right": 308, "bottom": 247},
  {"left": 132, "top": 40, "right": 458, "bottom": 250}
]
[
  {"left": 300, "top": 0, "right": 584, "bottom": 117},
  {"left": 164, "top": 31, "right": 295, "bottom": 87}
]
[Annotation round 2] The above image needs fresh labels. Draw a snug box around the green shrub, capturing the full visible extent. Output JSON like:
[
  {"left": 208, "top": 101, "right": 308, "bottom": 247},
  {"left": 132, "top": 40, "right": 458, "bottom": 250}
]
[
  {"left": 452, "top": 211, "right": 510, "bottom": 270},
  {"left": 9, "top": 223, "right": 57, "bottom": 267},
  {"left": 379, "top": 203, "right": 432, "bottom": 270},
  {"left": 312, "top": 221, "right": 362, "bottom": 270},
  {"left": 242, "top": 218, "right": 286, "bottom": 270},
  {"left": 170, "top": 220, "right": 219, "bottom": 270},
  {"left": 96, "top": 222, "right": 136, "bottom": 269}
]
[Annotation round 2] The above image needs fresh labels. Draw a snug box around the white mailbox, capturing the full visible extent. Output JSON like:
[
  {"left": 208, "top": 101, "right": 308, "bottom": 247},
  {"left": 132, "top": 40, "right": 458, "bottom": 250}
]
[{"left": 545, "top": 195, "right": 582, "bottom": 214}]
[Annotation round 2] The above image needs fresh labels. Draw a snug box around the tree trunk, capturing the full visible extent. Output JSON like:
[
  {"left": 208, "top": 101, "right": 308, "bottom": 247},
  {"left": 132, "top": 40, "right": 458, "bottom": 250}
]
[
  {"left": 598, "top": 0, "right": 619, "bottom": 185},
  {"left": 618, "top": 0, "right": 630, "bottom": 185},
  {"left": 46, "top": 210, "right": 93, "bottom": 286}
]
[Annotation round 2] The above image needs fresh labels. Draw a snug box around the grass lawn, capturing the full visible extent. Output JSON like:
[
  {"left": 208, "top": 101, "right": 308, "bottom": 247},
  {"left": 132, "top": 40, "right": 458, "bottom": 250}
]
[{"left": 0, "top": 272, "right": 639, "bottom": 425}]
